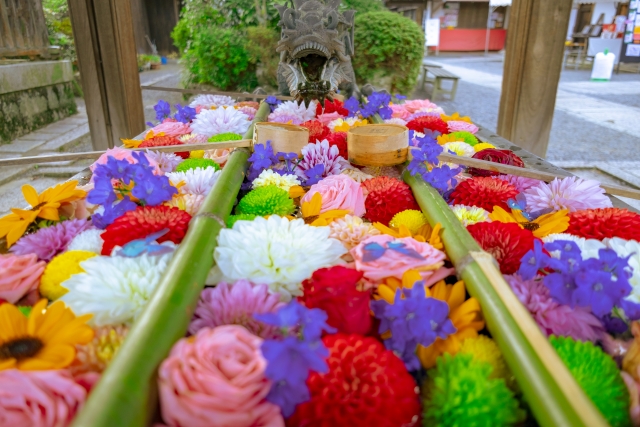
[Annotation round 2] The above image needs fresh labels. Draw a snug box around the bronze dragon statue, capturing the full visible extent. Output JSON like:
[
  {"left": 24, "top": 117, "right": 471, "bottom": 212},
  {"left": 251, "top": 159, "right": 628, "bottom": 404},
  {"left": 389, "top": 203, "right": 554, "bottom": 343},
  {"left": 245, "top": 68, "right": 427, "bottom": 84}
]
[{"left": 274, "top": 0, "right": 359, "bottom": 106}]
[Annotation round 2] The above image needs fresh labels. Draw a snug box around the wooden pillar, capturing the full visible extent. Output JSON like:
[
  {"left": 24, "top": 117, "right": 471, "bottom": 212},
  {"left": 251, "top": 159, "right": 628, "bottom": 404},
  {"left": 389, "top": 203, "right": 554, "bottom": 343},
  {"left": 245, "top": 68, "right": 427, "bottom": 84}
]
[
  {"left": 496, "top": 0, "right": 573, "bottom": 158},
  {"left": 68, "top": 0, "right": 145, "bottom": 150}
]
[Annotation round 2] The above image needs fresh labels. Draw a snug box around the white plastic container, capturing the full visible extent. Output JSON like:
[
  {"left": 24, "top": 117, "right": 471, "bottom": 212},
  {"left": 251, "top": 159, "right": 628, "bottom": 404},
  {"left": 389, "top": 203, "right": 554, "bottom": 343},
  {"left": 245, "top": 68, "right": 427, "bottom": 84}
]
[{"left": 591, "top": 49, "right": 616, "bottom": 81}]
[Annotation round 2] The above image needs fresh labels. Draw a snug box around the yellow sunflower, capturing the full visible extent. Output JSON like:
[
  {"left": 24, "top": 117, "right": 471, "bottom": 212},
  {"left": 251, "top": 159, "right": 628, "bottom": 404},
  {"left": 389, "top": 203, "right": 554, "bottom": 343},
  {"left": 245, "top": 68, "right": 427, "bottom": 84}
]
[
  {"left": 373, "top": 222, "right": 444, "bottom": 251},
  {"left": 0, "top": 181, "right": 86, "bottom": 247},
  {"left": 0, "top": 299, "right": 93, "bottom": 371},
  {"left": 300, "top": 192, "right": 349, "bottom": 226},
  {"left": 440, "top": 112, "right": 471, "bottom": 123},
  {"left": 489, "top": 206, "right": 569, "bottom": 238}
]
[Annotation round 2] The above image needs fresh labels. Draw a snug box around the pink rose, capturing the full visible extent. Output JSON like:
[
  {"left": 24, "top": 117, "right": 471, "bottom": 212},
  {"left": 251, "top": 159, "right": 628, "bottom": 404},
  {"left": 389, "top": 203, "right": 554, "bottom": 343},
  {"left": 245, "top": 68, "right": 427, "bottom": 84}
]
[
  {"left": 91, "top": 147, "right": 161, "bottom": 175},
  {"left": 0, "top": 369, "right": 89, "bottom": 427},
  {"left": 403, "top": 99, "right": 438, "bottom": 114},
  {"left": 151, "top": 120, "right": 193, "bottom": 138},
  {"left": 351, "top": 235, "right": 448, "bottom": 282},
  {"left": 0, "top": 254, "right": 45, "bottom": 303},
  {"left": 317, "top": 111, "right": 344, "bottom": 126},
  {"left": 158, "top": 326, "right": 284, "bottom": 427},
  {"left": 203, "top": 148, "right": 231, "bottom": 166},
  {"left": 447, "top": 120, "right": 479, "bottom": 134},
  {"left": 302, "top": 174, "right": 365, "bottom": 216},
  {"left": 390, "top": 104, "right": 410, "bottom": 120}
]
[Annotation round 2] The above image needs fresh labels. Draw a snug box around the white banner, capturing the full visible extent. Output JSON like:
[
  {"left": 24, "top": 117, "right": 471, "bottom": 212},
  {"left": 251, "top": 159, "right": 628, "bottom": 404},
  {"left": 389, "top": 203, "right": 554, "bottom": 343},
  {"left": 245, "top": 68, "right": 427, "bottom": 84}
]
[
  {"left": 489, "top": 0, "right": 512, "bottom": 5},
  {"left": 425, "top": 19, "right": 440, "bottom": 47}
]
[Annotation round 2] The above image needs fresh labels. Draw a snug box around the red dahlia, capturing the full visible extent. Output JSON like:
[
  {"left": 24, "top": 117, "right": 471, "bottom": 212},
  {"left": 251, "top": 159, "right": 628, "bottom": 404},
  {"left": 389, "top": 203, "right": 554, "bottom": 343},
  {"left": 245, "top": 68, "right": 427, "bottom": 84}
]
[
  {"left": 449, "top": 176, "right": 518, "bottom": 211},
  {"left": 316, "top": 99, "right": 348, "bottom": 117},
  {"left": 467, "top": 222, "right": 535, "bottom": 274},
  {"left": 567, "top": 208, "right": 640, "bottom": 241},
  {"left": 100, "top": 206, "right": 192, "bottom": 255},
  {"left": 139, "top": 136, "right": 189, "bottom": 159},
  {"left": 301, "top": 120, "right": 330, "bottom": 143},
  {"left": 469, "top": 148, "right": 525, "bottom": 177},
  {"left": 406, "top": 116, "right": 449, "bottom": 135},
  {"left": 325, "top": 132, "right": 347, "bottom": 159},
  {"left": 362, "top": 176, "right": 419, "bottom": 224},
  {"left": 287, "top": 334, "right": 420, "bottom": 427}
]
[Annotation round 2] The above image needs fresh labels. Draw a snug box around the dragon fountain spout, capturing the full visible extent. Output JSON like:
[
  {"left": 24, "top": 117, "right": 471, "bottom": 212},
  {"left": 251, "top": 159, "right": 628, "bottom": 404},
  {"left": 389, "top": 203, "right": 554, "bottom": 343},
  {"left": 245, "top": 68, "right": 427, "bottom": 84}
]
[{"left": 274, "top": 0, "right": 358, "bottom": 106}]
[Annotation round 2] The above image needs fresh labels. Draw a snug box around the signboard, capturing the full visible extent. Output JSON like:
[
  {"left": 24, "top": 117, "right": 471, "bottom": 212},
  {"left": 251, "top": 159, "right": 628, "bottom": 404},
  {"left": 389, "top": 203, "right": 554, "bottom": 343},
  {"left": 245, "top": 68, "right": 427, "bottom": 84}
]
[
  {"left": 489, "top": 0, "right": 512, "bottom": 6},
  {"left": 425, "top": 19, "right": 440, "bottom": 47},
  {"left": 621, "top": 2, "right": 640, "bottom": 63}
]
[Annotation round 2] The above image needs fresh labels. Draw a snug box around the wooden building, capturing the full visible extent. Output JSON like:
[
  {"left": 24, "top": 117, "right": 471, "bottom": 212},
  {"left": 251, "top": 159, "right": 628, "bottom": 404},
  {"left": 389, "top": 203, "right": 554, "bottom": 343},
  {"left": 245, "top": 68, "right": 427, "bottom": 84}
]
[
  {"left": 130, "top": 0, "right": 182, "bottom": 55},
  {"left": 0, "top": 0, "right": 50, "bottom": 59}
]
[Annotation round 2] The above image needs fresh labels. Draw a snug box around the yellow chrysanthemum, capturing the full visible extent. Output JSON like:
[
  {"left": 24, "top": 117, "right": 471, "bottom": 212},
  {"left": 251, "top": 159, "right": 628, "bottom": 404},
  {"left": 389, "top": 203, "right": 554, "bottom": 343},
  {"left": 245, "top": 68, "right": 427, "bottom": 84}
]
[
  {"left": 389, "top": 210, "right": 428, "bottom": 234},
  {"left": 459, "top": 335, "right": 511, "bottom": 384},
  {"left": 440, "top": 112, "right": 471, "bottom": 123},
  {"left": 121, "top": 138, "right": 142, "bottom": 148},
  {"left": 333, "top": 118, "right": 368, "bottom": 133},
  {"left": 450, "top": 205, "right": 491, "bottom": 227},
  {"left": 473, "top": 142, "right": 496, "bottom": 152},
  {"left": 416, "top": 280, "right": 485, "bottom": 368},
  {"left": 189, "top": 150, "right": 205, "bottom": 159},
  {"left": 489, "top": 206, "right": 569, "bottom": 238},
  {"left": 437, "top": 133, "right": 463, "bottom": 145},
  {"left": 0, "top": 299, "right": 93, "bottom": 371},
  {"left": 40, "top": 250, "right": 96, "bottom": 301},
  {"left": 300, "top": 192, "right": 349, "bottom": 227},
  {"left": 373, "top": 222, "right": 444, "bottom": 251}
]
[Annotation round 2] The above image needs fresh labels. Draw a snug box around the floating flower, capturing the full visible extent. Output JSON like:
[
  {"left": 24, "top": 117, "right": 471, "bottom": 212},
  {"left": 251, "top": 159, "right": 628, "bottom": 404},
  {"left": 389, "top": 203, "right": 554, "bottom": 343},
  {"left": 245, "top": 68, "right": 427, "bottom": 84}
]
[
  {"left": 385, "top": 117, "right": 408, "bottom": 126},
  {"left": 144, "top": 150, "right": 183, "bottom": 173},
  {"left": 449, "top": 131, "right": 479, "bottom": 146},
  {"left": 474, "top": 142, "right": 496, "bottom": 151},
  {"left": 0, "top": 369, "right": 91, "bottom": 426},
  {"left": 164, "top": 194, "right": 205, "bottom": 216},
  {"left": 11, "top": 218, "right": 93, "bottom": 261},
  {"left": 237, "top": 105, "right": 257, "bottom": 120},
  {"left": 66, "top": 229, "right": 104, "bottom": 254},
  {"left": 188, "top": 281, "right": 284, "bottom": 338},
  {"left": 389, "top": 210, "right": 427, "bottom": 234},
  {"left": 467, "top": 222, "right": 535, "bottom": 274},
  {"left": 328, "top": 117, "right": 368, "bottom": 132},
  {"left": 489, "top": 206, "right": 569, "bottom": 238},
  {"left": 40, "top": 250, "right": 96, "bottom": 301},
  {"left": 166, "top": 167, "right": 222, "bottom": 195},
  {"left": 497, "top": 174, "right": 542, "bottom": 193},
  {"left": 70, "top": 324, "right": 129, "bottom": 374},
  {"left": 0, "top": 253, "right": 44, "bottom": 304},
  {"left": 317, "top": 111, "right": 344, "bottom": 126},
  {"left": 567, "top": 208, "right": 640, "bottom": 241},
  {"left": 362, "top": 176, "right": 419, "bottom": 225},
  {"left": 469, "top": 149, "right": 524, "bottom": 177},
  {"left": 236, "top": 185, "right": 295, "bottom": 217},
  {"left": 440, "top": 112, "right": 472, "bottom": 123},
  {"left": 406, "top": 116, "right": 449, "bottom": 135},
  {"left": 91, "top": 146, "right": 162, "bottom": 172},
  {"left": 404, "top": 99, "right": 439, "bottom": 113},
  {"left": 60, "top": 252, "right": 173, "bottom": 326},
  {"left": 341, "top": 167, "right": 373, "bottom": 183},
  {"left": 0, "top": 299, "right": 93, "bottom": 370},
  {"left": 450, "top": 204, "right": 491, "bottom": 226},
  {"left": 373, "top": 221, "right": 444, "bottom": 250},
  {"left": 175, "top": 158, "right": 220, "bottom": 173},
  {"left": 178, "top": 132, "right": 208, "bottom": 144},
  {"left": 449, "top": 176, "right": 519, "bottom": 212},
  {"left": 268, "top": 111, "right": 301, "bottom": 124},
  {"left": 268, "top": 100, "right": 317, "bottom": 124},
  {"left": 459, "top": 335, "right": 511, "bottom": 383},
  {"left": 203, "top": 148, "right": 231, "bottom": 165},
  {"left": 447, "top": 120, "right": 479, "bottom": 134},
  {"left": 100, "top": 206, "right": 191, "bottom": 256},
  {"left": 189, "top": 94, "right": 235, "bottom": 108},
  {"left": 296, "top": 140, "right": 349, "bottom": 179},
  {"left": 252, "top": 169, "right": 301, "bottom": 192},
  {"left": 150, "top": 120, "right": 192, "bottom": 138},
  {"left": 606, "top": 238, "right": 640, "bottom": 305},
  {"left": 524, "top": 177, "right": 612, "bottom": 213},
  {"left": 328, "top": 214, "right": 380, "bottom": 250},
  {"left": 159, "top": 326, "right": 283, "bottom": 427},
  {"left": 390, "top": 104, "right": 410, "bottom": 120},
  {"left": 300, "top": 192, "right": 349, "bottom": 226},
  {"left": 191, "top": 107, "right": 250, "bottom": 138},
  {"left": 301, "top": 120, "right": 330, "bottom": 143},
  {"left": 288, "top": 334, "right": 420, "bottom": 427},
  {"left": 442, "top": 141, "right": 475, "bottom": 157},
  {"left": 213, "top": 216, "right": 347, "bottom": 301},
  {"left": 302, "top": 174, "right": 365, "bottom": 217}
]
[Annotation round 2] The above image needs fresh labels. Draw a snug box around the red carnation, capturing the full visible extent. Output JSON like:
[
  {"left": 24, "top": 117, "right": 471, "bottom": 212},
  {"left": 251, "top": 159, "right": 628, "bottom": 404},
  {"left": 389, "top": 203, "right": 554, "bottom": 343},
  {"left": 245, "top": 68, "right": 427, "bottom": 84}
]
[
  {"left": 362, "top": 176, "right": 420, "bottom": 225},
  {"left": 100, "top": 206, "right": 192, "bottom": 255},
  {"left": 301, "top": 120, "right": 330, "bottom": 143},
  {"left": 325, "top": 132, "right": 347, "bottom": 159},
  {"left": 406, "top": 116, "right": 449, "bottom": 135},
  {"left": 467, "top": 222, "right": 535, "bottom": 274},
  {"left": 139, "top": 135, "right": 189, "bottom": 159},
  {"left": 469, "top": 148, "right": 525, "bottom": 177},
  {"left": 449, "top": 176, "right": 518, "bottom": 211},
  {"left": 287, "top": 334, "right": 420, "bottom": 427},
  {"left": 316, "top": 99, "right": 348, "bottom": 117},
  {"left": 568, "top": 208, "right": 640, "bottom": 241},
  {"left": 299, "top": 266, "right": 371, "bottom": 335}
]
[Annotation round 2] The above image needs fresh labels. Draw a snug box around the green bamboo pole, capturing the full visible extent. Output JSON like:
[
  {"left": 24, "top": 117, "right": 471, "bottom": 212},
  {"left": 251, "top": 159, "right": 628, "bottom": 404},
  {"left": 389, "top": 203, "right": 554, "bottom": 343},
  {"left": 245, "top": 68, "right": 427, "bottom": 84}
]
[{"left": 403, "top": 170, "right": 609, "bottom": 427}]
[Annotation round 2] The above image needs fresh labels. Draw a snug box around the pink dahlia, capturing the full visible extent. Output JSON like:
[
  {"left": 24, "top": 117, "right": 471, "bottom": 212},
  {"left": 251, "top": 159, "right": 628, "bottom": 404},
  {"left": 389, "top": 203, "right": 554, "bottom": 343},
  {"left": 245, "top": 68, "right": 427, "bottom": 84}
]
[
  {"left": 296, "top": 140, "right": 349, "bottom": 179},
  {"left": 497, "top": 174, "right": 543, "bottom": 194},
  {"left": 390, "top": 104, "right": 410, "bottom": 120},
  {"left": 447, "top": 120, "right": 478, "bottom": 134},
  {"left": 506, "top": 274, "right": 603, "bottom": 341},
  {"left": 150, "top": 120, "right": 192, "bottom": 138},
  {"left": 188, "top": 281, "right": 285, "bottom": 339},
  {"left": 403, "top": 99, "right": 439, "bottom": 113},
  {"left": 524, "top": 176, "right": 612, "bottom": 213},
  {"left": 11, "top": 219, "right": 93, "bottom": 261}
]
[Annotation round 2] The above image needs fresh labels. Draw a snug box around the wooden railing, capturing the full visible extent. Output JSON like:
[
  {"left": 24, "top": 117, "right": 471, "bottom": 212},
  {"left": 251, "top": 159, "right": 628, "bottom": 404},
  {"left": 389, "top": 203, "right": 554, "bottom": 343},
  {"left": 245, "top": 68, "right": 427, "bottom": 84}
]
[{"left": 0, "top": 0, "right": 50, "bottom": 58}]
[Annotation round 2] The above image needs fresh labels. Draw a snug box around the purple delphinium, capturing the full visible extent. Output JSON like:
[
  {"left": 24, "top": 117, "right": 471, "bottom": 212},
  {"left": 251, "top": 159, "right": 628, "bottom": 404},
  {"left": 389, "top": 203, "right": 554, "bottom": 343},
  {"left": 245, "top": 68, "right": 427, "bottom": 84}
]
[
  {"left": 10, "top": 218, "right": 93, "bottom": 261},
  {"left": 154, "top": 100, "right": 171, "bottom": 123},
  {"left": 265, "top": 95, "right": 283, "bottom": 112},
  {"left": 407, "top": 137, "right": 460, "bottom": 194},
  {"left": 173, "top": 103, "right": 197, "bottom": 124},
  {"left": 344, "top": 96, "right": 360, "bottom": 117}
]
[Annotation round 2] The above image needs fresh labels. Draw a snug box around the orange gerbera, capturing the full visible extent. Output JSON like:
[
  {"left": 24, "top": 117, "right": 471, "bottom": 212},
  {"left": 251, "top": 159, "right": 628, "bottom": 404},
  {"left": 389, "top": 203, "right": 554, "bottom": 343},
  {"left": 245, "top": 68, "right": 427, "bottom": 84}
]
[
  {"left": 489, "top": 206, "right": 569, "bottom": 238},
  {"left": 0, "top": 181, "right": 86, "bottom": 247},
  {"left": 373, "top": 222, "right": 444, "bottom": 251},
  {"left": 0, "top": 299, "right": 93, "bottom": 371},
  {"left": 436, "top": 133, "right": 464, "bottom": 145},
  {"left": 440, "top": 112, "right": 471, "bottom": 123},
  {"left": 300, "top": 192, "right": 349, "bottom": 226}
]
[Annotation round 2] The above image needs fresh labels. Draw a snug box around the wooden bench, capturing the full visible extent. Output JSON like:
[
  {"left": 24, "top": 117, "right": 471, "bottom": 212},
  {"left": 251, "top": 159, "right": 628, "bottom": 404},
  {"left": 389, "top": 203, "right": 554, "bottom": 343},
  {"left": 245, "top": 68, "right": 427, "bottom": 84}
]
[{"left": 422, "top": 66, "right": 460, "bottom": 101}]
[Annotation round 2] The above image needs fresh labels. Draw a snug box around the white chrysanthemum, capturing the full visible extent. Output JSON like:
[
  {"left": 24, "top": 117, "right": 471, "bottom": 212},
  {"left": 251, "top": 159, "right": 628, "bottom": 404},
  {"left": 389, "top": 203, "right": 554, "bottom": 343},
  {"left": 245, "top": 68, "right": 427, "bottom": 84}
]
[
  {"left": 144, "top": 150, "right": 183, "bottom": 173},
  {"left": 524, "top": 177, "right": 612, "bottom": 213},
  {"left": 542, "top": 233, "right": 605, "bottom": 260},
  {"left": 66, "top": 229, "right": 104, "bottom": 254},
  {"left": 605, "top": 237, "right": 640, "bottom": 304},
  {"left": 329, "top": 215, "right": 380, "bottom": 250},
  {"left": 166, "top": 167, "right": 222, "bottom": 195},
  {"left": 165, "top": 194, "right": 205, "bottom": 215},
  {"left": 341, "top": 168, "right": 374, "bottom": 183},
  {"left": 59, "top": 252, "right": 173, "bottom": 326},
  {"left": 384, "top": 117, "right": 408, "bottom": 126},
  {"left": 191, "top": 108, "right": 250, "bottom": 138},
  {"left": 442, "top": 141, "right": 475, "bottom": 157},
  {"left": 252, "top": 169, "right": 301, "bottom": 191},
  {"left": 189, "top": 94, "right": 236, "bottom": 108},
  {"left": 270, "top": 100, "right": 317, "bottom": 123},
  {"left": 213, "top": 216, "right": 347, "bottom": 301},
  {"left": 450, "top": 204, "right": 491, "bottom": 226}
]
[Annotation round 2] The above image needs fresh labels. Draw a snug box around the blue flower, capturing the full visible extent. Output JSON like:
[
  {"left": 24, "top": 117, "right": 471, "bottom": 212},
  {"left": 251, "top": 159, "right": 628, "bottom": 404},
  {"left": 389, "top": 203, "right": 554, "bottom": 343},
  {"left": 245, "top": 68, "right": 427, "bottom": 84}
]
[
  {"left": 518, "top": 240, "right": 546, "bottom": 280},
  {"left": 265, "top": 376, "right": 311, "bottom": 417},
  {"left": 543, "top": 272, "right": 576, "bottom": 306},
  {"left": 303, "top": 164, "right": 324, "bottom": 186},
  {"left": 154, "top": 100, "right": 171, "bottom": 122},
  {"left": 344, "top": 97, "right": 360, "bottom": 117},
  {"left": 573, "top": 270, "right": 615, "bottom": 317},
  {"left": 248, "top": 141, "right": 275, "bottom": 171},
  {"left": 131, "top": 175, "right": 176, "bottom": 206},
  {"left": 265, "top": 96, "right": 282, "bottom": 112},
  {"left": 92, "top": 197, "right": 137, "bottom": 229},
  {"left": 255, "top": 300, "right": 335, "bottom": 340},
  {"left": 173, "top": 104, "right": 197, "bottom": 123},
  {"left": 394, "top": 94, "right": 407, "bottom": 101},
  {"left": 87, "top": 175, "right": 116, "bottom": 206},
  {"left": 621, "top": 299, "right": 640, "bottom": 321}
]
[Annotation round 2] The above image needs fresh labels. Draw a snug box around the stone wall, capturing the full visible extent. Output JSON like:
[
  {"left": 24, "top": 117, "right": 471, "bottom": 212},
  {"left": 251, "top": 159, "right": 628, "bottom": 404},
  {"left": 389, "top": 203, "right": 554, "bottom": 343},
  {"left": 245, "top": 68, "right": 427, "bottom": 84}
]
[{"left": 0, "top": 61, "right": 77, "bottom": 143}]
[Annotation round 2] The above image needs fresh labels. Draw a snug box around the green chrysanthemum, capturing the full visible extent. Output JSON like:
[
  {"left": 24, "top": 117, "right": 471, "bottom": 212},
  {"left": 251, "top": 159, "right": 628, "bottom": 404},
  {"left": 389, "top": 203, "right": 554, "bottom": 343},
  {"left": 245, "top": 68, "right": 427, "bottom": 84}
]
[
  {"left": 423, "top": 353, "right": 523, "bottom": 427},
  {"left": 175, "top": 158, "right": 221, "bottom": 173},
  {"left": 450, "top": 131, "right": 479, "bottom": 146},
  {"left": 208, "top": 132, "right": 243, "bottom": 143},
  {"left": 226, "top": 213, "right": 257, "bottom": 228},
  {"left": 236, "top": 185, "right": 295, "bottom": 217},
  {"left": 550, "top": 335, "right": 630, "bottom": 427}
]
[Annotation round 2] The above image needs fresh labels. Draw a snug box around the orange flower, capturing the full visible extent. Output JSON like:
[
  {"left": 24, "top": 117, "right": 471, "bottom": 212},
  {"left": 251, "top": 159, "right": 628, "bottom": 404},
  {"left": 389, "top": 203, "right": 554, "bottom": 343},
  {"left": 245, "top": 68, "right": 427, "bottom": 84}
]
[
  {"left": 373, "top": 222, "right": 444, "bottom": 251},
  {"left": 489, "top": 206, "right": 569, "bottom": 238},
  {"left": 300, "top": 192, "right": 349, "bottom": 226},
  {"left": 440, "top": 112, "right": 471, "bottom": 123}
]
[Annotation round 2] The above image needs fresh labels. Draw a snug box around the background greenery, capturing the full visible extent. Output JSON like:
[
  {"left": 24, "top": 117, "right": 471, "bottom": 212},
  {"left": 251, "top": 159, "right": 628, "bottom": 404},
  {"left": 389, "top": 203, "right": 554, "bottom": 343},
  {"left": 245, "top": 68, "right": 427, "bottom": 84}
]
[{"left": 43, "top": 0, "right": 76, "bottom": 63}]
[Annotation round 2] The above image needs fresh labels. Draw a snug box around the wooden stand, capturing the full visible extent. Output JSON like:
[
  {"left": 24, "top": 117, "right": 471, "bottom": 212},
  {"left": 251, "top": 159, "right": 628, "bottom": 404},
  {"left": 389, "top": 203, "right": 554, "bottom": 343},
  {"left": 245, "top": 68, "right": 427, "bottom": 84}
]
[
  {"left": 347, "top": 124, "right": 409, "bottom": 167},
  {"left": 253, "top": 122, "right": 310, "bottom": 155}
]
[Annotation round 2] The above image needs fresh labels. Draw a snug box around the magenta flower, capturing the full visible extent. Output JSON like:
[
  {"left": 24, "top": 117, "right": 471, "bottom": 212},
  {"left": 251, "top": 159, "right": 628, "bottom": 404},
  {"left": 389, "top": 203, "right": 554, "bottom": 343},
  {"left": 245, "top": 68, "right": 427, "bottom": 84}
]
[
  {"left": 523, "top": 176, "right": 612, "bottom": 213},
  {"left": 188, "top": 281, "right": 285, "bottom": 338},
  {"left": 496, "top": 174, "right": 542, "bottom": 194},
  {"left": 295, "top": 140, "right": 349, "bottom": 180},
  {"left": 10, "top": 219, "right": 93, "bottom": 261}
]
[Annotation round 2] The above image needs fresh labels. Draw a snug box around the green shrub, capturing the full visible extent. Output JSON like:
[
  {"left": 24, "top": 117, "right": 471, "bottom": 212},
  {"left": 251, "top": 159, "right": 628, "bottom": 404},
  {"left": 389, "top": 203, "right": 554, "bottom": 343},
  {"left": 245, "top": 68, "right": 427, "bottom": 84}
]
[
  {"left": 341, "top": 0, "right": 385, "bottom": 14},
  {"left": 246, "top": 26, "right": 280, "bottom": 88},
  {"left": 182, "top": 26, "right": 257, "bottom": 91},
  {"left": 353, "top": 11, "right": 424, "bottom": 94}
]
